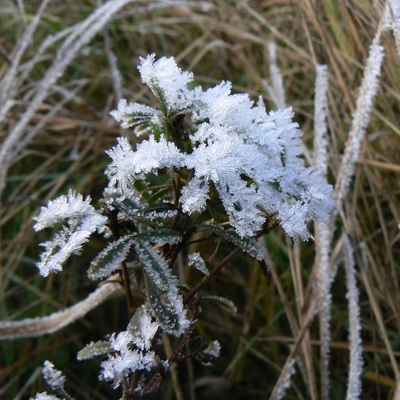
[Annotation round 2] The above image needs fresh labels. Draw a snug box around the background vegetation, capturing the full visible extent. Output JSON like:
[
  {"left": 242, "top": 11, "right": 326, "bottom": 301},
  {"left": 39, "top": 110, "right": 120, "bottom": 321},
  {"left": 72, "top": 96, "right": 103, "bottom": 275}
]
[{"left": 0, "top": 0, "right": 399, "bottom": 398}]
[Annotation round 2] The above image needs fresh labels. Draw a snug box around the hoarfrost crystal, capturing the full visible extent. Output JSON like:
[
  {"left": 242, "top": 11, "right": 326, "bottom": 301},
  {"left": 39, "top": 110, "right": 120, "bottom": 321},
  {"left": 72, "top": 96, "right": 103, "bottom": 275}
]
[{"left": 34, "top": 190, "right": 107, "bottom": 276}]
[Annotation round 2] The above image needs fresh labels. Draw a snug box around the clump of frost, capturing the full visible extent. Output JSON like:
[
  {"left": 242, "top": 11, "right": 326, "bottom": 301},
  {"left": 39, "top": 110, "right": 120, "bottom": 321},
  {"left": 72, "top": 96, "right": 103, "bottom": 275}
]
[
  {"left": 99, "top": 307, "right": 159, "bottom": 389},
  {"left": 33, "top": 190, "right": 107, "bottom": 276},
  {"left": 31, "top": 393, "right": 61, "bottom": 400},
  {"left": 108, "top": 54, "right": 334, "bottom": 240},
  {"left": 42, "top": 361, "right": 66, "bottom": 392},
  {"left": 138, "top": 53, "right": 195, "bottom": 114}
]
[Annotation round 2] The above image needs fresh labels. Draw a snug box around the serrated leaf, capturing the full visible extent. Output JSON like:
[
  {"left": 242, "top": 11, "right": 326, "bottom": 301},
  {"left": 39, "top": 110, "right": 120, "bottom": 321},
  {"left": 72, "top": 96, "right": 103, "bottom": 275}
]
[
  {"left": 200, "top": 224, "right": 264, "bottom": 260},
  {"left": 143, "top": 272, "right": 188, "bottom": 336},
  {"left": 134, "top": 239, "right": 190, "bottom": 335},
  {"left": 88, "top": 234, "right": 135, "bottom": 280},
  {"left": 133, "top": 239, "right": 173, "bottom": 290},
  {"left": 137, "top": 229, "right": 181, "bottom": 245},
  {"left": 188, "top": 252, "right": 208, "bottom": 275},
  {"left": 115, "top": 196, "right": 141, "bottom": 217},
  {"left": 77, "top": 340, "right": 112, "bottom": 360}
]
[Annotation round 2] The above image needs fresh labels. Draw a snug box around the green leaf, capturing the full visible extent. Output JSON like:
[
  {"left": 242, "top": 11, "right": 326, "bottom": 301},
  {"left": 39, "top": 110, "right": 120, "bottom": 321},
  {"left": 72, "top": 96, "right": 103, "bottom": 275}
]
[
  {"left": 77, "top": 340, "right": 111, "bottom": 361},
  {"left": 88, "top": 234, "right": 135, "bottom": 280}
]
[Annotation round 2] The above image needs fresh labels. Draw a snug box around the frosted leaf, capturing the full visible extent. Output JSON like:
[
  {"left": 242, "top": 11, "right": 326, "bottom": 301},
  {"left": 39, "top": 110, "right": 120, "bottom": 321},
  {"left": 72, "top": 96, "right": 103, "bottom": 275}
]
[
  {"left": 138, "top": 229, "right": 182, "bottom": 245},
  {"left": 201, "top": 225, "right": 264, "bottom": 261},
  {"left": 196, "top": 340, "right": 221, "bottom": 366},
  {"left": 30, "top": 393, "right": 61, "bottom": 400},
  {"left": 134, "top": 240, "right": 191, "bottom": 335},
  {"left": 99, "top": 323, "right": 158, "bottom": 389},
  {"left": 204, "top": 340, "right": 221, "bottom": 357},
  {"left": 88, "top": 235, "right": 135, "bottom": 280},
  {"left": 33, "top": 190, "right": 104, "bottom": 231},
  {"left": 42, "top": 361, "right": 66, "bottom": 391},
  {"left": 138, "top": 54, "right": 194, "bottom": 114},
  {"left": 77, "top": 340, "right": 112, "bottom": 361},
  {"left": 103, "top": 185, "right": 146, "bottom": 217},
  {"left": 127, "top": 306, "right": 159, "bottom": 351},
  {"left": 134, "top": 240, "right": 177, "bottom": 291},
  {"left": 201, "top": 295, "right": 237, "bottom": 314},
  {"left": 34, "top": 191, "right": 107, "bottom": 277},
  {"left": 141, "top": 203, "right": 179, "bottom": 222},
  {"left": 188, "top": 252, "right": 208, "bottom": 275},
  {"left": 106, "top": 135, "right": 184, "bottom": 193},
  {"left": 109, "top": 98, "right": 163, "bottom": 133}
]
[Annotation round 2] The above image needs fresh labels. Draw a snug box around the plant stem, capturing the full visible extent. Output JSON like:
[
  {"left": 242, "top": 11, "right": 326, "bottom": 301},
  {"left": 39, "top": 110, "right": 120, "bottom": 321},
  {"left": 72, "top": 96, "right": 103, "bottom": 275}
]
[{"left": 121, "top": 260, "right": 134, "bottom": 318}]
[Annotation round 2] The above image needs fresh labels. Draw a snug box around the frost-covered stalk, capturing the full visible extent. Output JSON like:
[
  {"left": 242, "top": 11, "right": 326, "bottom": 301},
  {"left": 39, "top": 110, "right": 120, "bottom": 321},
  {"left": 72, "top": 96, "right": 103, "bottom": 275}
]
[
  {"left": 313, "top": 63, "right": 333, "bottom": 399},
  {"left": 387, "top": 0, "right": 400, "bottom": 57},
  {"left": 313, "top": 64, "right": 329, "bottom": 174},
  {"left": 263, "top": 41, "right": 286, "bottom": 109},
  {"left": 24, "top": 54, "right": 333, "bottom": 398},
  {"left": 316, "top": 222, "right": 332, "bottom": 399},
  {"left": 333, "top": 34, "right": 384, "bottom": 221},
  {"left": 270, "top": 358, "right": 296, "bottom": 400},
  {"left": 343, "top": 237, "right": 363, "bottom": 400}
]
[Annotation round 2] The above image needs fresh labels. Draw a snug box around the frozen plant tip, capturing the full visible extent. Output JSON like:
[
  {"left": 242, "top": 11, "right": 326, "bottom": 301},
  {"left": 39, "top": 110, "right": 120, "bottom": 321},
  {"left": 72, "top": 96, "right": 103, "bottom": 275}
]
[
  {"left": 42, "top": 361, "right": 66, "bottom": 392},
  {"left": 33, "top": 190, "right": 107, "bottom": 276},
  {"left": 108, "top": 54, "right": 334, "bottom": 239}
]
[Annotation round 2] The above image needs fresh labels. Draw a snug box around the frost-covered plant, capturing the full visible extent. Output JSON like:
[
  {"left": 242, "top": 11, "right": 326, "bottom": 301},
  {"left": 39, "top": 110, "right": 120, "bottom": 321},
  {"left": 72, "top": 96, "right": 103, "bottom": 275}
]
[{"left": 32, "top": 54, "right": 334, "bottom": 398}]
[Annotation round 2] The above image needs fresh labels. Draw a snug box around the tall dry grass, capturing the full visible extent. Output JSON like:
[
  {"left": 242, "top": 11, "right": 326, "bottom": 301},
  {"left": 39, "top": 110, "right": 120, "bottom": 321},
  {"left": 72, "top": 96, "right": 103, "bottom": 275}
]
[{"left": 0, "top": 0, "right": 399, "bottom": 399}]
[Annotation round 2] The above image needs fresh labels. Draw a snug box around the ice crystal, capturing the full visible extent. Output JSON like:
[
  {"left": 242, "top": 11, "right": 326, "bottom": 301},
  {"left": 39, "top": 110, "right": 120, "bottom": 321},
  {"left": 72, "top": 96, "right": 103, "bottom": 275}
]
[
  {"left": 127, "top": 306, "right": 159, "bottom": 351},
  {"left": 109, "top": 55, "right": 334, "bottom": 240}
]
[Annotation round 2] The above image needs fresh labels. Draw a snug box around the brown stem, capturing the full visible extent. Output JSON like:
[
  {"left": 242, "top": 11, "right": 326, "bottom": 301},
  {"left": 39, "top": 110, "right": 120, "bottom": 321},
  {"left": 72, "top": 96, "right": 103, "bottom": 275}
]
[{"left": 183, "top": 247, "right": 242, "bottom": 305}]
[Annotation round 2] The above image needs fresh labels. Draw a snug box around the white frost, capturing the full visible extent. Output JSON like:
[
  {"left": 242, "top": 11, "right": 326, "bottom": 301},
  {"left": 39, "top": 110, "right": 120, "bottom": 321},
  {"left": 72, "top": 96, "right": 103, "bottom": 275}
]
[
  {"left": 109, "top": 55, "right": 335, "bottom": 240},
  {"left": 34, "top": 190, "right": 107, "bottom": 276}
]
